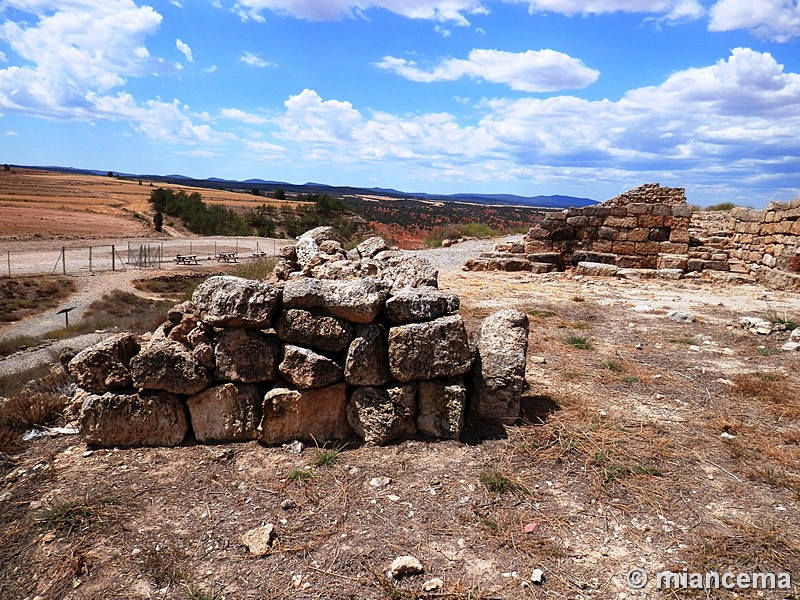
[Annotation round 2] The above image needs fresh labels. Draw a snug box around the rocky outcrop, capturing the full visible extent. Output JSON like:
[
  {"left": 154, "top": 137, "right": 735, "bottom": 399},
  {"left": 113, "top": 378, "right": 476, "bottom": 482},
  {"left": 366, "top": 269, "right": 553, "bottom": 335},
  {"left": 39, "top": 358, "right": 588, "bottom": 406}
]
[{"left": 470, "top": 310, "right": 529, "bottom": 425}]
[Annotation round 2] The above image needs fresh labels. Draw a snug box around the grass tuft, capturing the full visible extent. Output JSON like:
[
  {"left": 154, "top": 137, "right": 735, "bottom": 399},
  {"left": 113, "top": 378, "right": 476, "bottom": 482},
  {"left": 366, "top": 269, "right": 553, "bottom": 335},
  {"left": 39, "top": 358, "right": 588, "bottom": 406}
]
[
  {"left": 231, "top": 258, "right": 278, "bottom": 280},
  {"left": 287, "top": 468, "right": 314, "bottom": 481},
  {"left": 479, "top": 464, "right": 529, "bottom": 495},
  {"left": 312, "top": 443, "right": 345, "bottom": 468},
  {"left": 564, "top": 335, "right": 592, "bottom": 350}
]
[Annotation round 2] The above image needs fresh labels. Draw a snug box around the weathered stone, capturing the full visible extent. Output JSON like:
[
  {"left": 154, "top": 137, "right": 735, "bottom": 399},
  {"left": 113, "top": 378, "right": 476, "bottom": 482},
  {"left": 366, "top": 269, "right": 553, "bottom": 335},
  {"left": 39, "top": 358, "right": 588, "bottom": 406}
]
[
  {"left": 388, "top": 315, "right": 472, "bottom": 382},
  {"left": 379, "top": 255, "right": 438, "bottom": 290},
  {"left": 242, "top": 525, "right": 275, "bottom": 556},
  {"left": 131, "top": 339, "right": 212, "bottom": 395},
  {"left": 186, "top": 383, "right": 261, "bottom": 443},
  {"left": 470, "top": 310, "right": 529, "bottom": 425},
  {"left": 68, "top": 333, "right": 140, "bottom": 393},
  {"left": 417, "top": 377, "right": 465, "bottom": 439},
  {"left": 346, "top": 384, "right": 416, "bottom": 446},
  {"left": 356, "top": 236, "right": 390, "bottom": 258},
  {"left": 282, "top": 277, "right": 389, "bottom": 324},
  {"left": 390, "top": 555, "right": 424, "bottom": 578},
  {"left": 278, "top": 345, "right": 343, "bottom": 389},
  {"left": 192, "top": 276, "right": 281, "bottom": 328},
  {"left": 383, "top": 286, "right": 460, "bottom": 324},
  {"left": 213, "top": 328, "right": 280, "bottom": 383},
  {"left": 277, "top": 309, "right": 353, "bottom": 353},
  {"left": 260, "top": 383, "right": 351, "bottom": 444},
  {"left": 344, "top": 323, "right": 390, "bottom": 386},
  {"left": 79, "top": 390, "right": 188, "bottom": 447},
  {"left": 575, "top": 261, "right": 620, "bottom": 276}
]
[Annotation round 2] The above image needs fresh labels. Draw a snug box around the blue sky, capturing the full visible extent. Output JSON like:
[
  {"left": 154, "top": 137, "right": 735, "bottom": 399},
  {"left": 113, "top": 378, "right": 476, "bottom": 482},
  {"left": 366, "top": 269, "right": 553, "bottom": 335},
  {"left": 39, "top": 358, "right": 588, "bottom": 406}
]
[{"left": 1, "top": 1, "right": 799, "bottom": 207}]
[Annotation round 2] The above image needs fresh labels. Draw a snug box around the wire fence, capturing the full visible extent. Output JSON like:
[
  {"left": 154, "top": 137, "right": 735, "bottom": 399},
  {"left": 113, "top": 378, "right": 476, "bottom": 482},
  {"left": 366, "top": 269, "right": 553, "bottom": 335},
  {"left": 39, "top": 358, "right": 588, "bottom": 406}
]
[{"left": 1, "top": 237, "right": 287, "bottom": 278}]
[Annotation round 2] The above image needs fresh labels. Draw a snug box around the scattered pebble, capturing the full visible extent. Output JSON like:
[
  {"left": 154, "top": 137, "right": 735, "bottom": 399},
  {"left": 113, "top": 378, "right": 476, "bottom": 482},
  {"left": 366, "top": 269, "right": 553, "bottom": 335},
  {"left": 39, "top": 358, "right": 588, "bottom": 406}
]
[
  {"left": 531, "top": 568, "right": 545, "bottom": 584},
  {"left": 241, "top": 524, "right": 276, "bottom": 556},
  {"left": 280, "top": 498, "right": 297, "bottom": 510},
  {"left": 282, "top": 440, "right": 304, "bottom": 454},
  {"left": 370, "top": 476, "right": 392, "bottom": 489}
]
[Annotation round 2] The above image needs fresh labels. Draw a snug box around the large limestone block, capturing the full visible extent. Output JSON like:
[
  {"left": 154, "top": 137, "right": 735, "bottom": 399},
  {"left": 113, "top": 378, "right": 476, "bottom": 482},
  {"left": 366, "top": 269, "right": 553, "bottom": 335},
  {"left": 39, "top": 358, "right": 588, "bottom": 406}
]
[
  {"left": 282, "top": 277, "right": 389, "bottom": 324},
  {"left": 379, "top": 255, "right": 438, "bottom": 290},
  {"left": 388, "top": 315, "right": 472, "bottom": 382},
  {"left": 80, "top": 390, "right": 188, "bottom": 447},
  {"left": 278, "top": 344, "right": 343, "bottom": 389},
  {"left": 191, "top": 276, "right": 281, "bottom": 328},
  {"left": 417, "top": 378, "right": 465, "bottom": 440},
  {"left": 346, "top": 384, "right": 417, "bottom": 446},
  {"left": 356, "top": 236, "right": 389, "bottom": 259},
  {"left": 383, "top": 286, "right": 460, "bottom": 324},
  {"left": 470, "top": 309, "right": 529, "bottom": 425},
  {"left": 214, "top": 328, "right": 280, "bottom": 383},
  {"left": 277, "top": 309, "right": 354, "bottom": 353},
  {"left": 68, "top": 333, "right": 140, "bottom": 393},
  {"left": 186, "top": 383, "right": 261, "bottom": 443},
  {"left": 131, "top": 339, "right": 212, "bottom": 395},
  {"left": 260, "top": 383, "right": 351, "bottom": 444},
  {"left": 344, "top": 323, "right": 390, "bottom": 386}
]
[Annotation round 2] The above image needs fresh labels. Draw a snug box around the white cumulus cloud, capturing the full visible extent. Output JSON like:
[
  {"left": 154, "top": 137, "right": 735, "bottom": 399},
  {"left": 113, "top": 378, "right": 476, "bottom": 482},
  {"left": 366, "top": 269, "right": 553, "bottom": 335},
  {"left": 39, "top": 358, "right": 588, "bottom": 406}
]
[
  {"left": 176, "top": 38, "right": 193, "bottom": 62},
  {"left": 513, "top": 0, "right": 703, "bottom": 19},
  {"left": 221, "top": 107, "right": 269, "bottom": 124},
  {"left": 232, "top": 0, "right": 488, "bottom": 24},
  {"left": 376, "top": 49, "right": 599, "bottom": 92},
  {"left": 709, "top": 0, "right": 800, "bottom": 42},
  {"left": 240, "top": 51, "right": 274, "bottom": 68}
]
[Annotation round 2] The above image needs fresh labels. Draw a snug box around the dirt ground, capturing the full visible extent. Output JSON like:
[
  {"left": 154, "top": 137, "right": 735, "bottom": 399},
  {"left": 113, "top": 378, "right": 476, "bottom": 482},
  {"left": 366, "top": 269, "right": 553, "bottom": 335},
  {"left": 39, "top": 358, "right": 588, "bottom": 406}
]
[{"left": 1, "top": 240, "right": 799, "bottom": 600}]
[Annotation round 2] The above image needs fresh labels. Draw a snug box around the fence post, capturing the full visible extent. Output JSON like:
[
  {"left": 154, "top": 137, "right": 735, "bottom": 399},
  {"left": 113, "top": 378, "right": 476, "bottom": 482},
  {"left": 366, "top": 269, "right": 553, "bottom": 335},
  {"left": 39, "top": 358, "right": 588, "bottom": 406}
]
[
  {"left": 112, "top": 245, "right": 115, "bottom": 271},
  {"left": 89, "top": 246, "right": 93, "bottom": 273},
  {"left": 62, "top": 247, "right": 66, "bottom": 275},
  {"left": 6, "top": 251, "right": 10, "bottom": 278}
]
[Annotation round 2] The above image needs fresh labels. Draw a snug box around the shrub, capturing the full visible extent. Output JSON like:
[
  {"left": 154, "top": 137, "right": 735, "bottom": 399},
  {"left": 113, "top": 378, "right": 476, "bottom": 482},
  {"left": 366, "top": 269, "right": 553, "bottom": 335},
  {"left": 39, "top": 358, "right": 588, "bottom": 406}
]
[{"left": 564, "top": 335, "right": 592, "bottom": 350}]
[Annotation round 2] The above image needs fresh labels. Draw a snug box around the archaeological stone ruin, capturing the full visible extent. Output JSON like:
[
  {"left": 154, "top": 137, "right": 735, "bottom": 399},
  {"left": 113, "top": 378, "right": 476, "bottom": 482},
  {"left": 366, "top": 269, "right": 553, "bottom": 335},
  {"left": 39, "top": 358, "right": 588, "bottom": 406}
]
[
  {"left": 465, "top": 183, "right": 800, "bottom": 291},
  {"left": 68, "top": 227, "right": 530, "bottom": 448}
]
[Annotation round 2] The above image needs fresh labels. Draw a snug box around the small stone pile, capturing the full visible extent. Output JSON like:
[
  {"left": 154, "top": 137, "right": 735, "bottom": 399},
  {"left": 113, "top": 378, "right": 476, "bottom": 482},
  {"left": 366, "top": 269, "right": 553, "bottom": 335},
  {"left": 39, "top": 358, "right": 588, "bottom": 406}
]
[{"left": 68, "top": 235, "right": 530, "bottom": 449}]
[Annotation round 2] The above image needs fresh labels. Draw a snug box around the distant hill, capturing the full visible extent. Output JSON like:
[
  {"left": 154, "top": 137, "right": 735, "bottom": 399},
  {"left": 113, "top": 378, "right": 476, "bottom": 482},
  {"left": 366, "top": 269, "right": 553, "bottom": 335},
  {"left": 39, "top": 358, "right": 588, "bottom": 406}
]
[{"left": 21, "top": 165, "right": 597, "bottom": 209}]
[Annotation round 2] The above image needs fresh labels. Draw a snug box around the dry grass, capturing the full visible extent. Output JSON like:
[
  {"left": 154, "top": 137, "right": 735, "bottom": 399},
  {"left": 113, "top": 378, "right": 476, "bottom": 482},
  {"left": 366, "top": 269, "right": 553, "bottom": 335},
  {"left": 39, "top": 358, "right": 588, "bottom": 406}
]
[{"left": 0, "top": 276, "right": 77, "bottom": 324}]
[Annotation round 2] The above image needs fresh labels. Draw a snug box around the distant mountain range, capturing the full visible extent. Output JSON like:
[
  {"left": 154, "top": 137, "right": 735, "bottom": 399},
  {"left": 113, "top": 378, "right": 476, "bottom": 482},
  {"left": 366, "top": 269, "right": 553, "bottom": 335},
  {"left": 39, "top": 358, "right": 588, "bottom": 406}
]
[{"left": 32, "top": 165, "right": 598, "bottom": 209}]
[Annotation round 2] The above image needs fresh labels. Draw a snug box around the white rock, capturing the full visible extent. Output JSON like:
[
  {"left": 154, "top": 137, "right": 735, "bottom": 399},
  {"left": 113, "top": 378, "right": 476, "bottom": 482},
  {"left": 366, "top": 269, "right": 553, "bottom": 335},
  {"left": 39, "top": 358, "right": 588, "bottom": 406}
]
[
  {"left": 781, "top": 341, "right": 800, "bottom": 352},
  {"left": 531, "top": 568, "right": 545, "bottom": 584},
  {"left": 422, "top": 577, "right": 444, "bottom": 592},
  {"left": 370, "top": 476, "right": 392, "bottom": 489},
  {"left": 242, "top": 524, "right": 276, "bottom": 556},
  {"left": 391, "top": 555, "right": 423, "bottom": 578}
]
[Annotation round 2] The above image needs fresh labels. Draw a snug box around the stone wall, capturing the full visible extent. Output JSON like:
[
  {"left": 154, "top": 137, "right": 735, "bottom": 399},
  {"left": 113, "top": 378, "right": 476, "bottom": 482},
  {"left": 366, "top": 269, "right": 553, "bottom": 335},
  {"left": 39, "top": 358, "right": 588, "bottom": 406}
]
[
  {"left": 68, "top": 231, "right": 530, "bottom": 449},
  {"left": 691, "top": 198, "right": 800, "bottom": 289},
  {"left": 466, "top": 183, "right": 693, "bottom": 272}
]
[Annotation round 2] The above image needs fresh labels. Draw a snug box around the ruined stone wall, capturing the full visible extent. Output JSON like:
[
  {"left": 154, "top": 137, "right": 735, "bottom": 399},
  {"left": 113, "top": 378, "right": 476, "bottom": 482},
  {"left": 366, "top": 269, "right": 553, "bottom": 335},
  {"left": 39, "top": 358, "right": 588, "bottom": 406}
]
[
  {"left": 466, "top": 183, "right": 693, "bottom": 272},
  {"left": 691, "top": 198, "right": 800, "bottom": 288},
  {"left": 68, "top": 232, "right": 530, "bottom": 449}
]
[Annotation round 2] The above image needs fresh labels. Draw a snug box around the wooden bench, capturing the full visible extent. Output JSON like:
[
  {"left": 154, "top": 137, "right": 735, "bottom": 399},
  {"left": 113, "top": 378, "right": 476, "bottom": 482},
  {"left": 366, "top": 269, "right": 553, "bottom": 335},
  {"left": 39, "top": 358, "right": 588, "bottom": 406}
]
[
  {"left": 175, "top": 254, "right": 199, "bottom": 265},
  {"left": 216, "top": 253, "right": 238, "bottom": 263}
]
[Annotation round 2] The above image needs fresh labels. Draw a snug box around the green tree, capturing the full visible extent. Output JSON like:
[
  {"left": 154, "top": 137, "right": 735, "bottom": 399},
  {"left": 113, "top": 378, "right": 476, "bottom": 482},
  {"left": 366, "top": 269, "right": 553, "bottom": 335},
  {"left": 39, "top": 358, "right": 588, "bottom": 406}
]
[
  {"left": 274, "top": 188, "right": 286, "bottom": 200},
  {"left": 153, "top": 211, "right": 163, "bottom": 232}
]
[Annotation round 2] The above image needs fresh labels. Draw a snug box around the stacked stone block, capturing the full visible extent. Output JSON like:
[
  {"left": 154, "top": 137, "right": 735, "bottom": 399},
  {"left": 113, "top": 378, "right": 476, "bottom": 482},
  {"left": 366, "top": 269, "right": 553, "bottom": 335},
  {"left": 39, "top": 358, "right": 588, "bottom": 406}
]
[
  {"left": 70, "top": 273, "right": 530, "bottom": 448},
  {"left": 691, "top": 197, "right": 800, "bottom": 289}
]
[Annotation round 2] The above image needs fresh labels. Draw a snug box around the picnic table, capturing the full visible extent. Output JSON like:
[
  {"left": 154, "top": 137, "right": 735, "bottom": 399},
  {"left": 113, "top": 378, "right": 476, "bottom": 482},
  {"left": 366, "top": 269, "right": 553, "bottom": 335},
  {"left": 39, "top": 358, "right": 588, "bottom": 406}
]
[
  {"left": 175, "top": 254, "right": 199, "bottom": 265},
  {"left": 216, "top": 252, "right": 238, "bottom": 263},
  {"left": 251, "top": 251, "right": 270, "bottom": 259}
]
